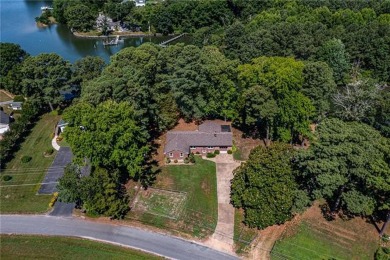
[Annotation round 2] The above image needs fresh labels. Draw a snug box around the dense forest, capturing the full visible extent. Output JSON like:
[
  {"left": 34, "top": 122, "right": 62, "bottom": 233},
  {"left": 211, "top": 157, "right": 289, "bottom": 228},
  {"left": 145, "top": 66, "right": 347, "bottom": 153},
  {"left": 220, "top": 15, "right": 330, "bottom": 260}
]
[{"left": 0, "top": 0, "right": 389, "bottom": 233}]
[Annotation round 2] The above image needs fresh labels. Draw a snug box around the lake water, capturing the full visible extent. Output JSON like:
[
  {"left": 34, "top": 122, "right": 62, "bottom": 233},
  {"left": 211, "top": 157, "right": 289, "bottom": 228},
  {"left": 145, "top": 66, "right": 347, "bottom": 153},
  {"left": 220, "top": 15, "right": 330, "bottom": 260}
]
[{"left": 0, "top": 0, "right": 178, "bottom": 63}]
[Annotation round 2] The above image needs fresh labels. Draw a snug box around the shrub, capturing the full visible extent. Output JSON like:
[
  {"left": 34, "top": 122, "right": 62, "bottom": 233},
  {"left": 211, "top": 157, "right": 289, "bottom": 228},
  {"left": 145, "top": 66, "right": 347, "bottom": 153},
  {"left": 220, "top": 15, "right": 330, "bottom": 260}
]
[
  {"left": 184, "top": 157, "right": 189, "bottom": 164},
  {"left": 21, "top": 155, "right": 32, "bottom": 163},
  {"left": 382, "top": 234, "right": 390, "bottom": 242},
  {"left": 214, "top": 150, "right": 220, "bottom": 155},
  {"left": 45, "top": 148, "right": 54, "bottom": 155},
  {"left": 2, "top": 175, "right": 12, "bottom": 181},
  {"left": 174, "top": 159, "right": 178, "bottom": 163},
  {"left": 49, "top": 192, "right": 59, "bottom": 208},
  {"left": 165, "top": 157, "right": 171, "bottom": 164},
  {"left": 13, "top": 95, "right": 25, "bottom": 102},
  {"left": 195, "top": 151, "right": 200, "bottom": 155},
  {"left": 375, "top": 246, "right": 390, "bottom": 260},
  {"left": 206, "top": 152, "right": 216, "bottom": 158},
  {"left": 227, "top": 150, "right": 233, "bottom": 154},
  {"left": 56, "top": 136, "right": 63, "bottom": 141},
  {"left": 189, "top": 153, "right": 195, "bottom": 163}
]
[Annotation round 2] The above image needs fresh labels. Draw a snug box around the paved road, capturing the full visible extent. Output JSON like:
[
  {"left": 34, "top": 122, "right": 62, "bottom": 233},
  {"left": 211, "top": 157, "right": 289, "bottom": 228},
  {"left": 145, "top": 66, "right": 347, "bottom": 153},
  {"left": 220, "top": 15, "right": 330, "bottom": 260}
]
[
  {"left": 0, "top": 100, "right": 12, "bottom": 105},
  {"left": 38, "top": 147, "right": 73, "bottom": 194},
  {"left": 0, "top": 215, "right": 237, "bottom": 260},
  {"left": 49, "top": 202, "right": 75, "bottom": 217}
]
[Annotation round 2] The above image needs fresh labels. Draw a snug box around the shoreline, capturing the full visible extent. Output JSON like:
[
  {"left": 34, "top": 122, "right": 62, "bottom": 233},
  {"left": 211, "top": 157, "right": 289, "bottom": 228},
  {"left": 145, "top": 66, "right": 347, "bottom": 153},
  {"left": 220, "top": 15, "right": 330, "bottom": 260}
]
[{"left": 72, "top": 31, "right": 171, "bottom": 39}]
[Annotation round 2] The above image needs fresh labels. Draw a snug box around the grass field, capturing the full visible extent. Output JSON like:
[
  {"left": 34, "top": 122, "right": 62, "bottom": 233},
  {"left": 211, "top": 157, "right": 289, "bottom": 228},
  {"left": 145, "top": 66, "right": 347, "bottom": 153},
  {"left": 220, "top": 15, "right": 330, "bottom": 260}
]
[
  {"left": 0, "top": 235, "right": 161, "bottom": 259},
  {"left": 271, "top": 204, "right": 381, "bottom": 260},
  {"left": 233, "top": 209, "right": 258, "bottom": 255},
  {"left": 0, "top": 114, "right": 59, "bottom": 213},
  {"left": 127, "top": 157, "right": 218, "bottom": 238}
]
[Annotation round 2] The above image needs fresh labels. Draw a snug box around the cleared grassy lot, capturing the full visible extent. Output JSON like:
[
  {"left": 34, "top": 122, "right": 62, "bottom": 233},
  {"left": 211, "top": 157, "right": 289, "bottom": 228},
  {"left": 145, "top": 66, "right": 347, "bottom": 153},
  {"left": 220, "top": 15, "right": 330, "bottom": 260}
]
[
  {"left": 0, "top": 114, "right": 59, "bottom": 213},
  {"left": 127, "top": 157, "right": 218, "bottom": 238},
  {"left": 0, "top": 235, "right": 161, "bottom": 260},
  {"left": 271, "top": 204, "right": 381, "bottom": 260}
]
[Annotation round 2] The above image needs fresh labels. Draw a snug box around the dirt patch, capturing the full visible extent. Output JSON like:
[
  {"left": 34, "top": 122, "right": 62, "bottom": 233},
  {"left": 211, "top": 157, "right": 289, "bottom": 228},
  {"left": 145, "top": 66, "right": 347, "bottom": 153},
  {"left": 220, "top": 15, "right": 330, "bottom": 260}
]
[
  {"left": 232, "top": 128, "right": 263, "bottom": 160},
  {"left": 132, "top": 188, "right": 187, "bottom": 220},
  {"left": 201, "top": 179, "right": 211, "bottom": 196},
  {"left": 0, "top": 89, "right": 14, "bottom": 100}
]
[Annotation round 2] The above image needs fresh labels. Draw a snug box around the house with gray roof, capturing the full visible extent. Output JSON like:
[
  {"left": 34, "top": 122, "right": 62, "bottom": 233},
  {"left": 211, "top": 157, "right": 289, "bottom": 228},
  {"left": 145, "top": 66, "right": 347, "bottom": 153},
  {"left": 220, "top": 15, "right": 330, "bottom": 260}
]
[
  {"left": 164, "top": 121, "right": 233, "bottom": 161},
  {"left": 8, "top": 102, "right": 22, "bottom": 110}
]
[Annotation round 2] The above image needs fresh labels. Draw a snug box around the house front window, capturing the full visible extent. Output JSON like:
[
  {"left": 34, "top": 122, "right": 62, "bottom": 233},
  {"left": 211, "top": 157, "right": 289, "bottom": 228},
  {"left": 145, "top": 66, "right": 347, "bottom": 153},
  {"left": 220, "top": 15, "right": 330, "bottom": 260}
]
[
  {"left": 190, "top": 146, "right": 196, "bottom": 149},
  {"left": 207, "top": 146, "right": 214, "bottom": 149},
  {"left": 180, "top": 153, "right": 183, "bottom": 157},
  {"left": 169, "top": 153, "right": 173, "bottom": 157}
]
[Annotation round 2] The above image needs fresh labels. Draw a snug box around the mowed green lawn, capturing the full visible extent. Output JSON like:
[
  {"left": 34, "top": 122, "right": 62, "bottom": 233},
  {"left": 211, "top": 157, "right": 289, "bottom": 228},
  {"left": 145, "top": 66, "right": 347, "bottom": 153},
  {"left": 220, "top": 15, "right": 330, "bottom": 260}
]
[
  {"left": 234, "top": 209, "right": 258, "bottom": 255},
  {"left": 271, "top": 221, "right": 379, "bottom": 260},
  {"left": 0, "top": 114, "right": 60, "bottom": 213},
  {"left": 127, "top": 157, "right": 218, "bottom": 238},
  {"left": 0, "top": 235, "right": 162, "bottom": 260}
]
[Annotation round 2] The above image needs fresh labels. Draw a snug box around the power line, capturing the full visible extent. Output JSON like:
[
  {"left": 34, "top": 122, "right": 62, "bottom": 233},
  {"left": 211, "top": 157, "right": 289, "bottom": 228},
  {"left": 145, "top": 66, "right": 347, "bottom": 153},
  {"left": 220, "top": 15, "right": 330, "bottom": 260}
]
[{"left": 0, "top": 181, "right": 58, "bottom": 188}]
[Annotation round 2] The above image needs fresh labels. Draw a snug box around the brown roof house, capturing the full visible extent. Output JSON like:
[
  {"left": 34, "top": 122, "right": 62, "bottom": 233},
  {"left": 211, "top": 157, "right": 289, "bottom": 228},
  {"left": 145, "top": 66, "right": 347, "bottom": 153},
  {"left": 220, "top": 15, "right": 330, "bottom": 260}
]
[{"left": 164, "top": 121, "right": 233, "bottom": 161}]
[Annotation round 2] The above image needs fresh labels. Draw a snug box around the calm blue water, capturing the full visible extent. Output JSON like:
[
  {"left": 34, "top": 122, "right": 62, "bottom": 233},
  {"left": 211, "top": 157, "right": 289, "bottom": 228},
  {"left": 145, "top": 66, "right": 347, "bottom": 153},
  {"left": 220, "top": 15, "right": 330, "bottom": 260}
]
[{"left": 0, "top": 0, "right": 171, "bottom": 63}]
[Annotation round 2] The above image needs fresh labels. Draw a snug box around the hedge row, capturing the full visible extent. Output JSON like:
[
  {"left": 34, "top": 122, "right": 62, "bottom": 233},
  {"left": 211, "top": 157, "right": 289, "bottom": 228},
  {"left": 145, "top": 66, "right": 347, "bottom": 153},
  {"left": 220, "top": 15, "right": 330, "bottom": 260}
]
[{"left": 0, "top": 101, "right": 40, "bottom": 168}]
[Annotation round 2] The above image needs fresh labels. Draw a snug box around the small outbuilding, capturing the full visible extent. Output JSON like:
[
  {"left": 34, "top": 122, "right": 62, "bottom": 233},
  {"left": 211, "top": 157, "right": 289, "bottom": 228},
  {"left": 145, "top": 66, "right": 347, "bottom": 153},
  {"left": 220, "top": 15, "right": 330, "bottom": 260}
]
[{"left": 8, "top": 102, "right": 22, "bottom": 110}]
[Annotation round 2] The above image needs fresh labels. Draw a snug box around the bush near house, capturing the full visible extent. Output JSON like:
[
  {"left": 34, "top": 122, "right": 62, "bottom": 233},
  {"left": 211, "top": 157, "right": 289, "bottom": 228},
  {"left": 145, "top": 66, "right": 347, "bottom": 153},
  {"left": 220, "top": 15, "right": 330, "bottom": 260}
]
[
  {"left": 206, "top": 152, "right": 216, "bottom": 158},
  {"left": 214, "top": 150, "right": 220, "bottom": 155}
]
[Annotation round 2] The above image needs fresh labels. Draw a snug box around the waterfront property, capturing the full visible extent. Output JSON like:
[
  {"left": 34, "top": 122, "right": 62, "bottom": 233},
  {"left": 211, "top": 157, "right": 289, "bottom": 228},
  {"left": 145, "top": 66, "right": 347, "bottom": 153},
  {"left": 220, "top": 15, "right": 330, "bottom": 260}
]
[{"left": 164, "top": 121, "right": 233, "bottom": 161}]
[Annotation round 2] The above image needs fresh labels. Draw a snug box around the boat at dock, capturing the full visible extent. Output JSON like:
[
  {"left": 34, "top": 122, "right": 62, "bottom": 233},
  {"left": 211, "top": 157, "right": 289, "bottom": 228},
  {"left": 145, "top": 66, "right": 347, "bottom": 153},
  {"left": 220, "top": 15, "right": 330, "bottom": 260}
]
[{"left": 41, "top": 6, "right": 53, "bottom": 11}]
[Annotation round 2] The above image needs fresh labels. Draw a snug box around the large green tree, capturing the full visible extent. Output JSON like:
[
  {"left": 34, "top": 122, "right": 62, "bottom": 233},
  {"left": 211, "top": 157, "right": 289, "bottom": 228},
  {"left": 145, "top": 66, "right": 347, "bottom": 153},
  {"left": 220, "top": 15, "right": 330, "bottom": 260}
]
[
  {"left": 317, "top": 39, "right": 350, "bottom": 84},
  {"left": 64, "top": 4, "right": 96, "bottom": 32},
  {"left": 302, "top": 61, "right": 337, "bottom": 120},
  {"left": 62, "top": 101, "right": 149, "bottom": 180},
  {"left": 57, "top": 165, "right": 129, "bottom": 219},
  {"left": 20, "top": 53, "right": 71, "bottom": 111},
  {"left": 72, "top": 56, "right": 106, "bottom": 86},
  {"left": 238, "top": 56, "right": 315, "bottom": 142},
  {"left": 295, "top": 118, "right": 390, "bottom": 218},
  {"left": 0, "top": 43, "right": 29, "bottom": 93},
  {"left": 231, "top": 143, "right": 297, "bottom": 229}
]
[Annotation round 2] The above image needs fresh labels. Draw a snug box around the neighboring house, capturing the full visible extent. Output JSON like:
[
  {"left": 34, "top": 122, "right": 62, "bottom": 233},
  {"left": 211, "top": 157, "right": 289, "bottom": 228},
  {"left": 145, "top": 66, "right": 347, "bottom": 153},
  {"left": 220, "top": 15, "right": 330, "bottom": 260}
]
[
  {"left": 164, "top": 121, "right": 233, "bottom": 160},
  {"left": 134, "top": 0, "right": 146, "bottom": 7},
  {"left": 8, "top": 102, "right": 22, "bottom": 110},
  {"left": 0, "top": 110, "right": 10, "bottom": 134},
  {"left": 56, "top": 119, "right": 68, "bottom": 135}
]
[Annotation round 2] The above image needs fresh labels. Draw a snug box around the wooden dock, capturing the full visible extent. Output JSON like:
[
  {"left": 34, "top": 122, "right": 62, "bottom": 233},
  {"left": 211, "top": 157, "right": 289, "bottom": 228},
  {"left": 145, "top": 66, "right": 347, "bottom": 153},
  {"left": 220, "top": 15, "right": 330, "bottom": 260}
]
[
  {"left": 103, "top": 35, "right": 121, "bottom": 46},
  {"left": 159, "top": 33, "right": 186, "bottom": 47}
]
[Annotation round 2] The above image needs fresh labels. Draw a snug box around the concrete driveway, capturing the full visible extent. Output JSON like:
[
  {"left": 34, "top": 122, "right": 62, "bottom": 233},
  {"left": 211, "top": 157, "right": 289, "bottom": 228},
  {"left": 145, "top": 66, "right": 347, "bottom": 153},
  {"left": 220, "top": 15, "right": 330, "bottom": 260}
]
[{"left": 205, "top": 154, "right": 241, "bottom": 253}]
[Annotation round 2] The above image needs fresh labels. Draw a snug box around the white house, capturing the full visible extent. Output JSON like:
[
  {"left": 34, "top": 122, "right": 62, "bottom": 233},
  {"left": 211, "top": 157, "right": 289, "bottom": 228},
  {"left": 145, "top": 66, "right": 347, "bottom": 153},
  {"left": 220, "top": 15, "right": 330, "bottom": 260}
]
[
  {"left": 0, "top": 110, "right": 10, "bottom": 134},
  {"left": 134, "top": 0, "right": 146, "bottom": 7}
]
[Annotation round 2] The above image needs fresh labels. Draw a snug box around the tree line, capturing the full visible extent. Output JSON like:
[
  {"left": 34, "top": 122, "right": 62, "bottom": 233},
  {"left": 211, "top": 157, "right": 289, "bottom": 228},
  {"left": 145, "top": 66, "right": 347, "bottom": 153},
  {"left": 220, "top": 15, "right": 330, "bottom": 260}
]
[{"left": 1, "top": 40, "right": 388, "bottom": 224}]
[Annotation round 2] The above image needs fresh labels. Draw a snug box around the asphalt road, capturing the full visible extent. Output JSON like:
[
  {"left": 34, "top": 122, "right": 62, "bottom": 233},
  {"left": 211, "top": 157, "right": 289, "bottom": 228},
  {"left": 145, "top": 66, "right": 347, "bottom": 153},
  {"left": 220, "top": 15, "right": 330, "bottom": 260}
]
[
  {"left": 39, "top": 147, "right": 73, "bottom": 194},
  {"left": 0, "top": 215, "right": 237, "bottom": 260},
  {"left": 49, "top": 202, "right": 75, "bottom": 217}
]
